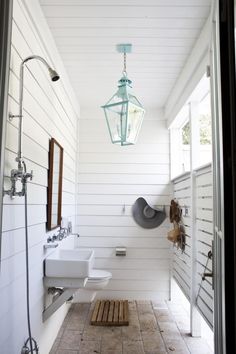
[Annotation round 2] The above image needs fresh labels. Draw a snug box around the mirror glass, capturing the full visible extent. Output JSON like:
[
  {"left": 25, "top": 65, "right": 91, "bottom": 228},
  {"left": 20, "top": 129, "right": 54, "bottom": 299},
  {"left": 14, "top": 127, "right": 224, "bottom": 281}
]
[{"left": 47, "top": 138, "right": 63, "bottom": 230}]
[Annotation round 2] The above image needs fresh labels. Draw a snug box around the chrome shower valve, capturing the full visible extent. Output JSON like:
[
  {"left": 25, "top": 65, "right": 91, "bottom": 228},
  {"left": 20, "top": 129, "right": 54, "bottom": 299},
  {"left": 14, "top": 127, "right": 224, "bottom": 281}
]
[{"left": 4, "top": 168, "right": 34, "bottom": 198}]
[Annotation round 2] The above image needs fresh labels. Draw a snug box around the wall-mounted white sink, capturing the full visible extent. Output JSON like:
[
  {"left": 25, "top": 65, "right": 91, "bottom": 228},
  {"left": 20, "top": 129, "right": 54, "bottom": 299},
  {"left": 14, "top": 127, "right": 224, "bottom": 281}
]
[{"left": 45, "top": 248, "right": 94, "bottom": 278}]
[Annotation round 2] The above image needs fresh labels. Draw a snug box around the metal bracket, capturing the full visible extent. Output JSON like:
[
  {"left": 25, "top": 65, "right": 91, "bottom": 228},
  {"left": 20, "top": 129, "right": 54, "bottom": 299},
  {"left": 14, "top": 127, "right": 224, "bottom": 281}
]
[
  {"left": 43, "top": 276, "right": 87, "bottom": 321},
  {"left": 43, "top": 288, "right": 77, "bottom": 322},
  {"left": 202, "top": 272, "right": 213, "bottom": 281},
  {"left": 183, "top": 205, "right": 189, "bottom": 217},
  {"left": 8, "top": 112, "right": 23, "bottom": 122}
]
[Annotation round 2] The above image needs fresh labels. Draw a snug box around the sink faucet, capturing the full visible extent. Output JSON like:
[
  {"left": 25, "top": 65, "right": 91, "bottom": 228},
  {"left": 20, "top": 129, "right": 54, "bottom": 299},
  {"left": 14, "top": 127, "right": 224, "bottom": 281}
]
[
  {"left": 58, "top": 227, "right": 68, "bottom": 240},
  {"left": 44, "top": 236, "right": 59, "bottom": 249},
  {"left": 44, "top": 226, "right": 74, "bottom": 251}
]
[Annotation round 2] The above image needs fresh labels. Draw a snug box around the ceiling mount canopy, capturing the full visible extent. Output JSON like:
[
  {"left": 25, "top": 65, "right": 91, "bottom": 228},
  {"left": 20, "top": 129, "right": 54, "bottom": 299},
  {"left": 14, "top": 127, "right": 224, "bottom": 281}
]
[{"left": 101, "top": 43, "right": 145, "bottom": 146}]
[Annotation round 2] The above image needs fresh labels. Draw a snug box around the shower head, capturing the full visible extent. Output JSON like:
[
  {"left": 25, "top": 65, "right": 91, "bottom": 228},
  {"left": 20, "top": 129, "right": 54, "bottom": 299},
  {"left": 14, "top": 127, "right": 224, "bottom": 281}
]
[
  {"left": 22, "top": 55, "right": 60, "bottom": 82},
  {"left": 48, "top": 67, "right": 60, "bottom": 82}
]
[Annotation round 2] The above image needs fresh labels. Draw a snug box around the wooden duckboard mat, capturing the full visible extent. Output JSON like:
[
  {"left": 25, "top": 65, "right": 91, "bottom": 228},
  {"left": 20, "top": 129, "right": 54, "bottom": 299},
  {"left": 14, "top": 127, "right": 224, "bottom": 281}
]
[{"left": 91, "top": 300, "right": 129, "bottom": 326}]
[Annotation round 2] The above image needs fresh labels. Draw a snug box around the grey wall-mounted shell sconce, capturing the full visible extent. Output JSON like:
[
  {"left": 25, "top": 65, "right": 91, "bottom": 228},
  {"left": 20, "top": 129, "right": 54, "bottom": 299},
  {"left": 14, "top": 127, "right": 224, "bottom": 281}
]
[{"left": 132, "top": 197, "right": 166, "bottom": 229}]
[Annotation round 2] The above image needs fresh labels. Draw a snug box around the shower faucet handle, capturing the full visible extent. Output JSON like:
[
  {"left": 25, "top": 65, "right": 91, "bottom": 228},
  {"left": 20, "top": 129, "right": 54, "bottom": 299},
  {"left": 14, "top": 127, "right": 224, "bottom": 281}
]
[{"left": 24, "top": 170, "right": 33, "bottom": 181}]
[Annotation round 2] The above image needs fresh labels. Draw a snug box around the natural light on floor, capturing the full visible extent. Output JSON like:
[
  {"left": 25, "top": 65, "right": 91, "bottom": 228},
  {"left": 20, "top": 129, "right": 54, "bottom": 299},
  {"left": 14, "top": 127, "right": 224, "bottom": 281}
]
[{"left": 171, "top": 280, "right": 214, "bottom": 353}]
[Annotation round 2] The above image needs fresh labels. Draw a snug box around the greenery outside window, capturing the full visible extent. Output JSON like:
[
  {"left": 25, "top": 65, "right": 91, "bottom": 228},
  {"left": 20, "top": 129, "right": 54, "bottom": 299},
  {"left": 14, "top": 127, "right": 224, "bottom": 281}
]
[{"left": 170, "top": 75, "right": 212, "bottom": 179}]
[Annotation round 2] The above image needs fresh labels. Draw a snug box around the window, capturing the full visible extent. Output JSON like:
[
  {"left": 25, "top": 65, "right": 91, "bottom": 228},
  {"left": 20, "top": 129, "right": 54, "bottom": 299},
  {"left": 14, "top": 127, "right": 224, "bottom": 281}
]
[
  {"left": 170, "top": 75, "right": 212, "bottom": 179},
  {"left": 181, "top": 120, "right": 190, "bottom": 172},
  {"left": 197, "top": 92, "right": 212, "bottom": 167}
]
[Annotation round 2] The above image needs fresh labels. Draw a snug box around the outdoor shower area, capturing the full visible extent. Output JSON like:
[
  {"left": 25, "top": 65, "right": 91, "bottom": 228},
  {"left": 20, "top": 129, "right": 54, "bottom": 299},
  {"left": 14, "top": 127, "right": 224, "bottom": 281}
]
[{"left": 0, "top": 0, "right": 220, "bottom": 353}]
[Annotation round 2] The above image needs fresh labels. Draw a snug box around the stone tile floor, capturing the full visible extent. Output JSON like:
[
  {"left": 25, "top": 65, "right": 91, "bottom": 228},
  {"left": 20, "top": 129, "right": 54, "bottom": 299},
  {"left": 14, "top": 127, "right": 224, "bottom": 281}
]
[{"left": 50, "top": 300, "right": 213, "bottom": 354}]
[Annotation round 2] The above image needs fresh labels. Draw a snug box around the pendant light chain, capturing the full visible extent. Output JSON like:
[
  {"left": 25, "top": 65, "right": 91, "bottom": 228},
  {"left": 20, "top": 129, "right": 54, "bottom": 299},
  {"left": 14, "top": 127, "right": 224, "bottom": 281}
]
[{"left": 123, "top": 51, "right": 127, "bottom": 75}]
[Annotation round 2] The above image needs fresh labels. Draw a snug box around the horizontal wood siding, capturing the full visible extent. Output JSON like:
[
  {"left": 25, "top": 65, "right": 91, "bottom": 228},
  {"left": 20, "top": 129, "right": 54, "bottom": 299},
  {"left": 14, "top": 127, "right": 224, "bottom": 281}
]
[
  {"left": 39, "top": 0, "right": 211, "bottom": 108},
  {"left": 172, "top": 164, "right": 213, "bottom": 328},
  {"left": 195, "top": 165, "right": 213, "bottom": 328},
  {"left": 0, "top": 1, "right": 79, "bottom": 353},
  {"left": 76, "top": 109, "right": 171, "bottom": 301},
  {"left": 172, "top": 173, "right": 191, "bottom": 299}
]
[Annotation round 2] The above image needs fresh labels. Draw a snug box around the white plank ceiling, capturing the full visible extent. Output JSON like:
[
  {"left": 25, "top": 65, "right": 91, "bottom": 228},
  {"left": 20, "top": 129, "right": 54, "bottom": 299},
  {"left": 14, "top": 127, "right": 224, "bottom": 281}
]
[{"left": 39, "top": 0, "right": 211, "bottom": 110}]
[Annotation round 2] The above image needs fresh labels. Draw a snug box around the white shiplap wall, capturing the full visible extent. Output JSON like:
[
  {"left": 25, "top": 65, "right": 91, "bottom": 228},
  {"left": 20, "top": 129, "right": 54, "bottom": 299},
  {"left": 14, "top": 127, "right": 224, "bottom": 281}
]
[
  {"left": 0, "top": 1, "right": 79, "bottom": 353},
  {"left": 76, "top": 108, "right": 171, "bottom": 300}
]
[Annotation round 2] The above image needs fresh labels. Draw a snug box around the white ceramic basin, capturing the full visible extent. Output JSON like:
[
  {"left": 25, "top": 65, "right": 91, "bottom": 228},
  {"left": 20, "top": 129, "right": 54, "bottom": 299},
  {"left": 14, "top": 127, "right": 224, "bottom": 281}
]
[{"left": 45, "top": 248, "right": 94, "bottom": 278}]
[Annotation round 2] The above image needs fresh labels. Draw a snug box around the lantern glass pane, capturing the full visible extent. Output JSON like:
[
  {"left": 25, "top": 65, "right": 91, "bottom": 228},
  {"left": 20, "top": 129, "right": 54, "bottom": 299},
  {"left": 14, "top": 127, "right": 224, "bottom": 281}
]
[
  {"left": 104, "top": 102, "right": 128, "bottom": 144},
  {"left": 125, "top": 103, "right": 145, "bottom": 144}
]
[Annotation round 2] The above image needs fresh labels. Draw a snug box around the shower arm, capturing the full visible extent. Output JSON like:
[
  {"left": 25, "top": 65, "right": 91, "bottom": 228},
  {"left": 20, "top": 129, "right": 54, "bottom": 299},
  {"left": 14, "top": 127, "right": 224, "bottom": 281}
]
[
  {"left": 13, "top": 55, "right": 54, "bottom": 171},
  {"left": 5, "top": 55, "right": 59, "bottom": 198}
]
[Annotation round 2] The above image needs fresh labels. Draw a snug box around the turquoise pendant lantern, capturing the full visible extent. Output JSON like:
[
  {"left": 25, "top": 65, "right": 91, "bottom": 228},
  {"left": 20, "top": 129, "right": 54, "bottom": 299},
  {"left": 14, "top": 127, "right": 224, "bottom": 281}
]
[{"left": 102, "top": 44, "right": 145, "bottom": 146}]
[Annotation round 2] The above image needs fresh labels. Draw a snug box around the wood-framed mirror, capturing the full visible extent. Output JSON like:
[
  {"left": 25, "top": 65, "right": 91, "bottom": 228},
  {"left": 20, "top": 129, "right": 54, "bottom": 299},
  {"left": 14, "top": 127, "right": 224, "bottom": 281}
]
[{"left": 47, "top": 138, "right": 63, "bottom": 230}]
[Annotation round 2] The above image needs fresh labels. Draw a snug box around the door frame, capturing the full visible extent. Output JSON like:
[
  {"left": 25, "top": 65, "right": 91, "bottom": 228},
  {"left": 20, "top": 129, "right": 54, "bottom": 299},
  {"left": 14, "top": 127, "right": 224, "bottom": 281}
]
[{"left": 218, "top": 0, "right": 236, "bottom": 352}]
